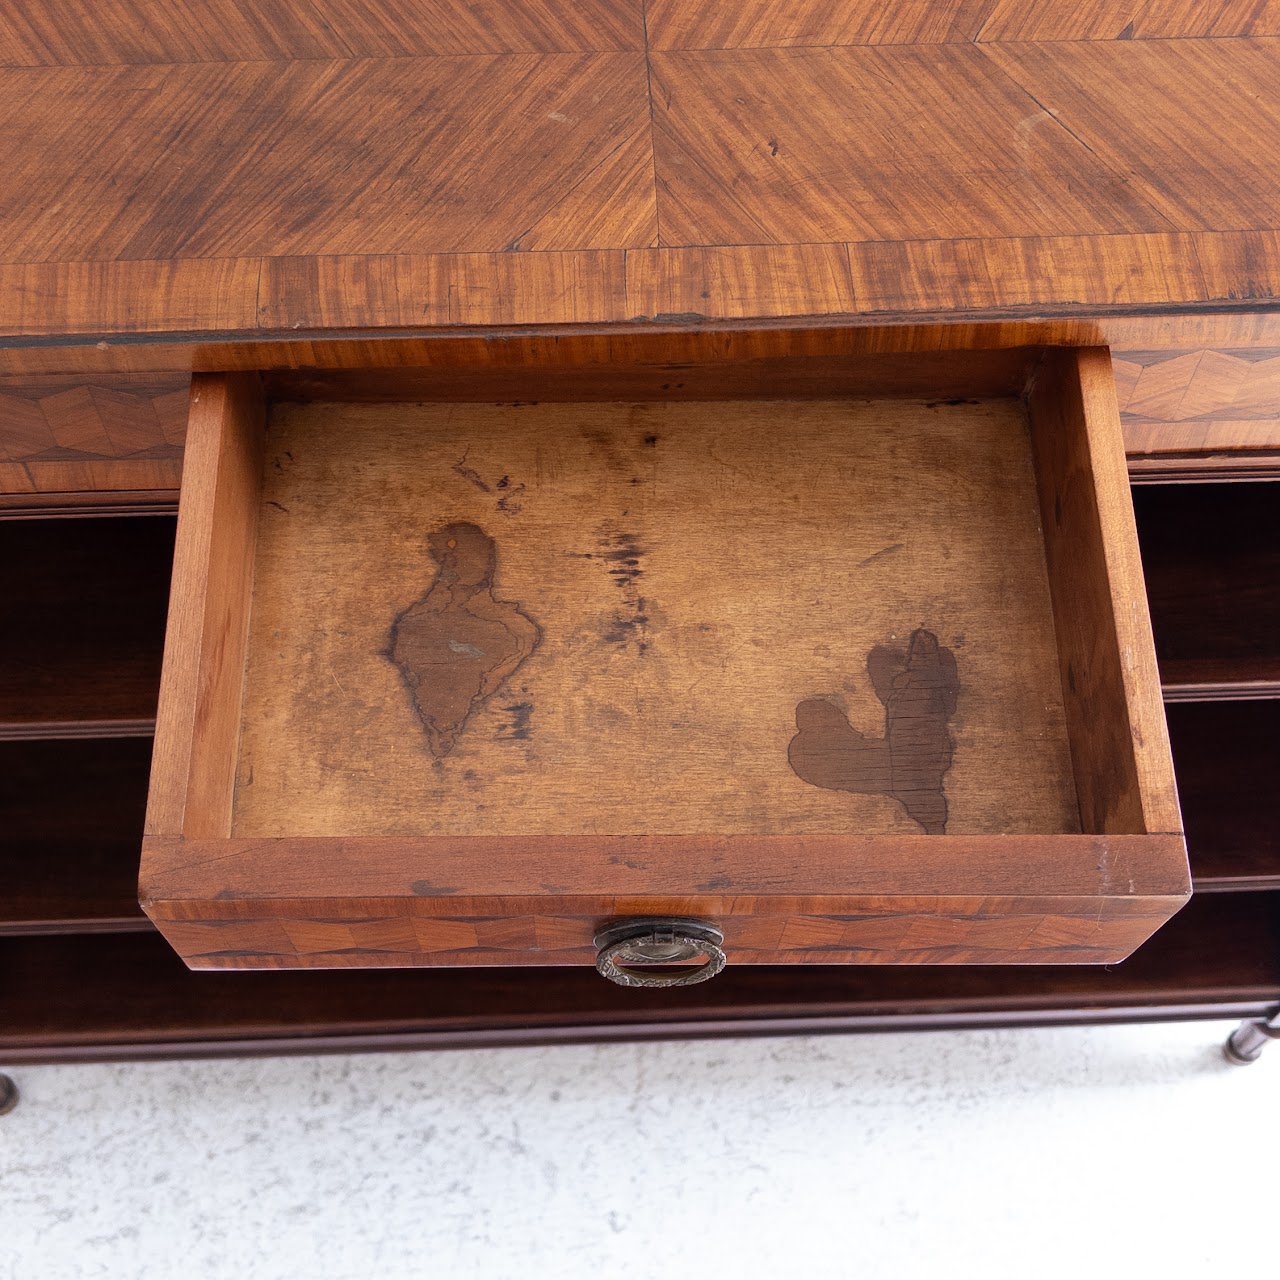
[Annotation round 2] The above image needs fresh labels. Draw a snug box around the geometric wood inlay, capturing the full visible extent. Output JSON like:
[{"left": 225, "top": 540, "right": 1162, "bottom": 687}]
[
  {"left": 0, "top": 374, "right": 189, "bottom": 493},
  {"left": 1114, "top": 349, "right": 1280, "bottom": 457}
]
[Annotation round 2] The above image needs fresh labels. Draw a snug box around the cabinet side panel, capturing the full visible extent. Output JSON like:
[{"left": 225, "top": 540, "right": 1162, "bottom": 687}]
[
  {"left": 1028, "top": 348, "right": 1184, "bottom": 838},
  {"left": 143, "top": 373, "right": 264, "bottom": 840}
]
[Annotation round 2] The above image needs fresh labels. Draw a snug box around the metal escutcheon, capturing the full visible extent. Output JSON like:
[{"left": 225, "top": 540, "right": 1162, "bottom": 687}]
[{"left": 594, "top": 918, "right": 726, "bottom": 988}]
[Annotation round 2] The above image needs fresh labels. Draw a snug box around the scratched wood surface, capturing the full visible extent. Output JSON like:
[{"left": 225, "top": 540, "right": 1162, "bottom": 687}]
[
  {"left": 0, "top": 2, "right": 1279, "bottom": 341},
  {"left": 232, "top": 398, "right": 1078, "bottom": 839}
]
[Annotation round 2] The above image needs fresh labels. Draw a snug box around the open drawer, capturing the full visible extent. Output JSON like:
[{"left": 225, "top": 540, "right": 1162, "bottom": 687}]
[{"left": 140, "top": 346, "right": 1189, "bottom": 977}]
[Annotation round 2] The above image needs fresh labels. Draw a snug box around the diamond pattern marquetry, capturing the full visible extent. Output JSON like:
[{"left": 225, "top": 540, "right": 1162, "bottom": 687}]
[
  {"left": 1114, "top": 349, "right": 1280, "bottom": 457},
  {"left": 0, "top": 374, "right": 189, "bottom": 494}
]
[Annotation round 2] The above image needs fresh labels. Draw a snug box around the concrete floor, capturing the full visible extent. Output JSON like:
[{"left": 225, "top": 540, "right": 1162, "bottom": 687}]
[{"left": 1, "top": 1019, "right": 1275, "bottom": 1278}]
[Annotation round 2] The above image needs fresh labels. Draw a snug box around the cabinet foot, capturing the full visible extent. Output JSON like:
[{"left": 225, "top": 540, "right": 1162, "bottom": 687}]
[
  {"left": 0, "top": 1074, "right": 17, "bottom": 1115},
  {"left": 1223, "top": 1012, "right": 1280, "bottom": 1065}
]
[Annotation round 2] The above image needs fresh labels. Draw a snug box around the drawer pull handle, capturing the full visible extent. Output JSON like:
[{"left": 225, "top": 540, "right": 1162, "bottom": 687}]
[{"left": 594, "top": 918, "right": 726, "bottom": 988}]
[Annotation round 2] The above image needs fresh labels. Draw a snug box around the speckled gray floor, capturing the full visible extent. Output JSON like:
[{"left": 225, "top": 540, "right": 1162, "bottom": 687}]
[{"left": 1, "top": 1021, "right": 1275, "bottom": 1279}]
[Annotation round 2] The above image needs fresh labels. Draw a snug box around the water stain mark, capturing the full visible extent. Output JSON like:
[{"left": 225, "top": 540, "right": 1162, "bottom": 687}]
[
  {"left": 602, "top": 607, "right": 650, "bottom": 648},
  {"left": 597, "top": 526, "right": 650, "bottom": 654},
  {"left": 497, "top": 700, "right": 533, "bottom": 741},
  {"left": 788, "top": 628, "right": 959, "bottom": 834},
  {"left": 601, "top": 531, "right": 645, "bottom": 590},
  {"left": 390, "top": 521, "right": 540, "bottom": 758}
]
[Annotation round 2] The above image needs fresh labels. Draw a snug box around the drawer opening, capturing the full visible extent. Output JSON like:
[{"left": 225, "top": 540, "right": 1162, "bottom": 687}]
[{"left": 140, "top": 340, "right": 1189, "bottom": 970}]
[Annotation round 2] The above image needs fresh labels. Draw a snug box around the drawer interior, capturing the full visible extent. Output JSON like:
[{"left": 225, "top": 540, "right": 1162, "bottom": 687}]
[
  {"left": 234, "top": 397, "right": 1078, "bottom": 841},
  {"left": 140, "top": 344, "right": 1188, "bottom": 971}
]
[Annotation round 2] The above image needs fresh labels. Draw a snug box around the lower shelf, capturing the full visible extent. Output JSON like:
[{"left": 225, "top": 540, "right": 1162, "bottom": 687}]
[
  {"left": 0, "top": 515, "right": 174, "bottom": 738},
  {"left": 2, "top": 892, "right": 1277, "bottom": 1063},
  {"left": 1134, "top": 481, "right": 1280, "bottom": 700},
  {"left": 0, "top": 738, "right": 152, "bottom": 934},
  {"left": 1168, "top": 701, "right": 1280, "bottom": 891}
]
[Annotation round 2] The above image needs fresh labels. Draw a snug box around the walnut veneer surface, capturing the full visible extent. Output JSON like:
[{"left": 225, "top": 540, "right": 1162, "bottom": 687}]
[{"left": 0, "top": 0, "right": 1279, "bottom": 344}]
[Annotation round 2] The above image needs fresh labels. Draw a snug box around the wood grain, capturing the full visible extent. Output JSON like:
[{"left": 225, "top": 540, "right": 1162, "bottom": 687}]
[
  {"left": 145, "top": 375, "right": 264, "bottom": 838},
  {"left": 0, "top": 373, "right": 188, "bottom": 495},
  {"left": 983, "top": 38, "right": 1280, "bottom": 232},
  {"left": 976, "top": 0, "right": 1280, "bottom": 41},
  {"left": 13, "top": 316, "right": 1280, "bottom": 383},
  {"left": 1127, "top": 453, "right": 1280, "bottom": 484},
  {"left": 1027, "top": 348, "right": 1183, "bottom": 836},
  {"left": 648, "top": 0, "right": 990, "bottom": 49},
  {"left": 232, "top": 398, "right": 1078, "bottom": 841},
  {"left": 0, "top": 489, "right": 179, "bottom": 517},
  {"left": 258, "top": 251, "right": 632, "bottom": 330},
  {"left": 7, "top": 339, "right": 1280, "bottom": 502},
  {"left": 1114, "top": 347, "right": 1280, "bottom": 459},
  {"left": 649, "top": 45, "right": 1170, "bottom": 245},
  {"left": 0, "top": 1, "right": 645, "bottom": 63},
  {"left": 647, "top": 1, "right": 1280, "bottom": 49},
  {"left": 140, "top": 832, "right": 1188, "bottom": 967},
  {"left": 5, "top": 239, "right": 1280, "bottom": 344},
  {"left": 624, "top": 244, "right": 855, "bottom": 321},
  {"left": 7, "top": 0, "right": 1274, "bottom": 67},
  {"left": 0, "top": 28, "right": 1277, "bottom": 341},
  {"left": 0, "top": 259, "right": 261, "bottom": 339},
  {"left": 0, "top": 56, "right": 655, "bottom": 262},
  {"left": 138, "top": 379, "right": 1190, "bottom": 969},
  {"left": 264, "top": 344, "right": 1037, "bottom": 405},
  {"left": 9, "top": 891, "right": 1280, "bottom": 1062},
  {"left": 843, "top": 232, "right": 1280, "bottom": 315}
]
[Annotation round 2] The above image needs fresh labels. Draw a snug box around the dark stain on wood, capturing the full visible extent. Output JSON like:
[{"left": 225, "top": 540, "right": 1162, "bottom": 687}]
[
  {"left": 494, "top": 473, "right": 526, "bottom": 516},
  {"left": 598, "top": 527, "right": 650, "bottom": 653},
  {"left": 601, "top": 531, "right": 645, "bottom": 590},
  {"left": 788, "top": 628, "right": 959, "bottom": 834},
  {"left": 390, "top": 521, "right": 540, "bottom": 758},
  {"left": 411, "top": 880, "right": 460, "bottom": 896},
  {"left": 451, "top": 454, "right": 491, "bottom": 493},
  {"left": 857, "top": 542, "right": 904, "bottom": 569},
  {"left": 497, "top": 700, "right": 533, "bottom": 741}
]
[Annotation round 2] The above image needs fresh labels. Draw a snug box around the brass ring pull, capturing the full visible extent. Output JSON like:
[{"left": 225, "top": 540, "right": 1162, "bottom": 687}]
[{"left": 593, "top": 918, "right": 726, "bottom": 988}]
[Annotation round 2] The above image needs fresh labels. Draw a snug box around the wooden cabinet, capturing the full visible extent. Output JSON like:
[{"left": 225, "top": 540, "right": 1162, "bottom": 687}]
[
  {"left": 1, "top": 0, "right": 1278, "bottom": 1055},
  {"left": 0, "top": 362, "right": 1278, "bottom": 1057}
]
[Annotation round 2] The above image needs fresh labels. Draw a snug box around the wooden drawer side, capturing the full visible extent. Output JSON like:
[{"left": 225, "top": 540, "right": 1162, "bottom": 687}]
[{"left": 1028, "top": 348, "right": 1183, "bottom": 837}]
